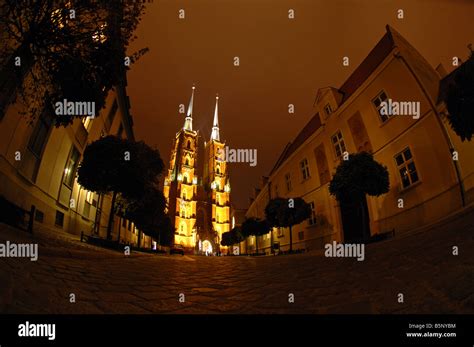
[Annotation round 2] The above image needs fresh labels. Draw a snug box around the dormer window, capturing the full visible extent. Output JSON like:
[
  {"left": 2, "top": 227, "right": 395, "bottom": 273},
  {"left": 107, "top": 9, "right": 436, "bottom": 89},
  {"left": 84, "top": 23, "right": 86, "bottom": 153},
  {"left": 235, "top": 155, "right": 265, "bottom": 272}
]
[{"left": 324, "top": 103, "right": 333, "bottom": 116}]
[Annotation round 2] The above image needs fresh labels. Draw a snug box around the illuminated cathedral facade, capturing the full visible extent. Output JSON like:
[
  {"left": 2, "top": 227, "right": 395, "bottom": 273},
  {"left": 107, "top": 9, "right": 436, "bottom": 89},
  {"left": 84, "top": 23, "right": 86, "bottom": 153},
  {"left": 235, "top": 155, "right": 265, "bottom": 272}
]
[{"left": 163, "top": 87, "right": 231, "bottom": 254}]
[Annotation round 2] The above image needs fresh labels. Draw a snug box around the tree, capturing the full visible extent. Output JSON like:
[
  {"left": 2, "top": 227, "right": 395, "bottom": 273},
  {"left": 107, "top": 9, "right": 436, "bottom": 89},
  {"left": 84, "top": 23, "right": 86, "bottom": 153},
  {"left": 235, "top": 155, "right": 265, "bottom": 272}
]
[
  {"left": 265, "top": 198, "right": 311, "bottom": 253},
  {"left": 125, "top": 187, "right": 170, "bottom": 247},
  {"left": 446, "top": 49, "right": 474, "bottom": 141},
  {"left": 0, "top": 0, "right": 149, "bottom": 125},
  {"left": 221, "top": 227, "right": 243, "bottom": 250},
  {"left": 77, "top": 136, "right": 164, "bottom": 239},
  {"left": 329, "top": 152, "right": 389, "bottom": 241},
  {"left": 241, "top": 218, "right": 271, "bottom": 255}
]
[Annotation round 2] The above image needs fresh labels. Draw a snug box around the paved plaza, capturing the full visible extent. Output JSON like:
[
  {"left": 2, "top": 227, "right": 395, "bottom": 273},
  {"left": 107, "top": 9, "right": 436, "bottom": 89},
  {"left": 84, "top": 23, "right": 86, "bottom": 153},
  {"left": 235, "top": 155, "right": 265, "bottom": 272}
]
[{"left": 0, "top": 209, "right": 473, "bottom": 314}]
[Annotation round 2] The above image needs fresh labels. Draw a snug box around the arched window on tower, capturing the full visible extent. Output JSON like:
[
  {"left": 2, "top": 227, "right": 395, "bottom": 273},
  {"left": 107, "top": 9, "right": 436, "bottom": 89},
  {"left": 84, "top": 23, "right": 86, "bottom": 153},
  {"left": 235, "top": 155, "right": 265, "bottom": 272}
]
[
  {"left": 185, "top": 158, "right": 190, "bottom": 166},
  {"left": 183, "top": 174, "right": 188, "bottom": 184},
  {"left": 216, "top": 164, "right": 220, "bottom": 175},
  {"left": 187, "top": 140, "right": 191, "bottom": 149}
]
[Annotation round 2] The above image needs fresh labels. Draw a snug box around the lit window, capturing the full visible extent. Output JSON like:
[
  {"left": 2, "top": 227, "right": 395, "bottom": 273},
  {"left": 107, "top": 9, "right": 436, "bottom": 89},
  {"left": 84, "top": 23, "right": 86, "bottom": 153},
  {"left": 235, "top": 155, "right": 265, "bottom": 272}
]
[
  {"left": 372, "top": 90, "right": 391, "bottom": 123},
  {"left": 395, "top": 147, "right": 419, "bottom": 189},
  {"left": 331, "top": 131, "right": 346, "bottom": 159},
  {"left": 285, "top": 173, "right": 292, "bottom": 192},
  {"left": 300, "top": 159, "right": 310, "bottom": 180},
  {"left": 82, "top": 116, "right": 93, "bottom": 131},
  {"left": 63, "top": 147, "right": 80, "bottom": 188}
]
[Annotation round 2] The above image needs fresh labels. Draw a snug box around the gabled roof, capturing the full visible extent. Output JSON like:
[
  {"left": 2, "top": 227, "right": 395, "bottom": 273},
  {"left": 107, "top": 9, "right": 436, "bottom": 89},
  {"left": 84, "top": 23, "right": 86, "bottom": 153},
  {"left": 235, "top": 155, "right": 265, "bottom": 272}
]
[
  {"left": 339, "top": 25, "right": 396, "bottom": 103},
  {"left": 270, "top": 114, "right": 322, "bottom": 175},
  {"left": 270, "top": 26, "right": 399, "bottom": 175}
]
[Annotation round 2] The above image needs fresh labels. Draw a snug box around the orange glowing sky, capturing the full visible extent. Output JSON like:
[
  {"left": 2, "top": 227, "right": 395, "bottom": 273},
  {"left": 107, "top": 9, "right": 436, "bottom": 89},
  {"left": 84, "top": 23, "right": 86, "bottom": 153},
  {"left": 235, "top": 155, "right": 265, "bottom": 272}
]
[{"left": 126, "top": 0, "right": 474, "bottom": 208}]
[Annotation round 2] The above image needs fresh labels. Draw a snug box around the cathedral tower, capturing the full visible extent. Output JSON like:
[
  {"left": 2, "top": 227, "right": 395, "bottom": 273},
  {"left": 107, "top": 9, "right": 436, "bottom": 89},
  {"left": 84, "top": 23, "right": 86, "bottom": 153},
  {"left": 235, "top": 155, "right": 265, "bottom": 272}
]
[
  {"left": 203, "top": 96, "right": 231, "bottom": 251},
  {"left": 163, "top": 86, "right": 198, "bottom": 250}
]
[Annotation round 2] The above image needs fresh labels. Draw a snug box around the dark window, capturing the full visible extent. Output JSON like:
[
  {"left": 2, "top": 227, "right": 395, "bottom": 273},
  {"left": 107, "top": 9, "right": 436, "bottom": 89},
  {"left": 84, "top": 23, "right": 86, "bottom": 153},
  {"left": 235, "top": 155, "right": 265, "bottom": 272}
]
[
  {"left": 324, "top": 103, "right": 332, "bottom": 116},
  {"left": 187, "top": 140, "right": 191, "bottom": 149},
  {"left": 28, "top": 113, "right": 53, "bottom": 158},
  {"left": 373, "top": 90, "right": 391, "bottom": 123},
  {"left": 300, "top": 158, "right": 310, "bottom": 180},
  {"left": 285, "top": 173, "right": 292, "bottom": 191},
  {"left": 35, "top": 210, "right": 44, "bottom": 223},
  {"left": 55, "top": 211, "right": 64, "bottom": 228},
  {"left": 395, "top": 147, "right": 419, "bottom": 189},
  {"left": 331, "top": 131, "right": 346, "bottom": 159},
  {"left": 308, "top": 202, "right": 317, "bottom": 225}
]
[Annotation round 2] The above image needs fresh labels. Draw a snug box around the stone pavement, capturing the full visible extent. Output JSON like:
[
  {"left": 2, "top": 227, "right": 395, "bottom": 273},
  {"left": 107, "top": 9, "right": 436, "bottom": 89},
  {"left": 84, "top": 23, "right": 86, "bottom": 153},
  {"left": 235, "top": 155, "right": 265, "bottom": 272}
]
[{"left": 0, "top": 208, "right": 473, "bottom": 314}]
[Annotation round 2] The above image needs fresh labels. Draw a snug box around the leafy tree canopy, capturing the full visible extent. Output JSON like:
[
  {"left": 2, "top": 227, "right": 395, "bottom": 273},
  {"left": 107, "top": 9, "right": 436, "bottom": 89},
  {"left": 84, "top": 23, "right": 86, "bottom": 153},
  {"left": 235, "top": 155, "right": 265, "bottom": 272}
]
[
  {"left": 265, "top": 197, "right": 311, "bottom": 229},
  {"left": 329, "top": 152, "right": 389, "bottom": 202},
  {"left": 446, "top": 50, "right": 474, "bottom": 141},
  {"left": 0, "top": 0, "right": 148, "bottom": 126}
]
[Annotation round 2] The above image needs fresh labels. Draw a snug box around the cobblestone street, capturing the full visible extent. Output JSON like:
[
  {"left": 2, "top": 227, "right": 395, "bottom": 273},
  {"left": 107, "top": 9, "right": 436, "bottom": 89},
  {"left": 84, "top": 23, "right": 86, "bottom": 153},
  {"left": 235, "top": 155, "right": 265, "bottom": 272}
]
[{"left": 1, "top": 208, "right": 473, "bottom": 314}]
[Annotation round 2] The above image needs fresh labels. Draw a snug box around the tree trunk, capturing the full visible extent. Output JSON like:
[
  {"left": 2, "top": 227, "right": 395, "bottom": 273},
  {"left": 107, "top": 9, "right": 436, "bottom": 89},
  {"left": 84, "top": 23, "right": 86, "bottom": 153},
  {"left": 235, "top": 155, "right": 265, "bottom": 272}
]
[
  {"left": 106, "top": 191, "right": 117, "bottom": 240},
  {"left": 289, "top": 225, "right": 293, "bottom": 252}
]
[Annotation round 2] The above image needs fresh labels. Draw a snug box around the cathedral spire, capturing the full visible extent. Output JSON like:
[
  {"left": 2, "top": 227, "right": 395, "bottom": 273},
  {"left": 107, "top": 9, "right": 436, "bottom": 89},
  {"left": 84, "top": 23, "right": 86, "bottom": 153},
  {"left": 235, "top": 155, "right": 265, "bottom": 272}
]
[
  {"left": 184, "top": 85, "right": 195, "bottom": 131},
  {"left": 210, "top": 95, "right": 220, "bottom": 141}
]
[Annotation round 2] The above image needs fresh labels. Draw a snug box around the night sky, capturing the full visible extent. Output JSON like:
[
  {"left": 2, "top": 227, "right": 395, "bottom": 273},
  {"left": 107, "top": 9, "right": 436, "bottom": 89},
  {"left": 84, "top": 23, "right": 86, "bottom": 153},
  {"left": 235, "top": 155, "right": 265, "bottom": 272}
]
[{"left": 126, "top": 0, "right": 473, "bottom": 209}]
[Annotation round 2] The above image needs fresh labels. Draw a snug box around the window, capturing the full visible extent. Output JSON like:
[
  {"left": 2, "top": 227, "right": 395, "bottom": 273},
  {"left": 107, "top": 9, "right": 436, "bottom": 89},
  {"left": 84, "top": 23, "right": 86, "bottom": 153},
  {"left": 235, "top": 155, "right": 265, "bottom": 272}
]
[
  {"left": 63, "top": 147, "right": 80, "bottom": 188},
  {"left": 308, "top": 202, "right": 317, "bottom": 225},
  {"left": 331, "top": 131, "right": 346, "bottom": 159},
  {"left": 324, "top": 103, "right": 332, "bottom": 116},
  {"left": 187, "top": 140, "right": 191, "bottom": 149},
  {"left": 183, "top": 174, "right": 188, "bottom": 184},
  {"left": 28, "top": 113, "right": 53, "bottom": 159},
  {"left": 185, "top": 158, "right": 190, "bottom": 166},
  {"left": 298, "top": 231, "right": 304, "bottom": 241},
  {"left": 395, "top": 147, "right": 419, "bottom": 189},
  {"left": 83, "top": 191, "right": 94, "bottom": 218},
  {"left": 277, "top": 227, "right": 284, "bottom": 238},
  {"left": 372, "top": 90, "right": 391, "bottom": 123},
  {"left": 285, "top": 173, "right": 292, "bottom": 192},
  {"left": 82, "top": 116, "right": 93, "bottom": 131},
  {"left": 300, "top": 159, "right": 310, "bottom": 180},
  {"left": 55, "top": 211, "right": 64, "bottom": 228},
  {"left": 35, "top": 210, "right": 44, "bottom": 223}
]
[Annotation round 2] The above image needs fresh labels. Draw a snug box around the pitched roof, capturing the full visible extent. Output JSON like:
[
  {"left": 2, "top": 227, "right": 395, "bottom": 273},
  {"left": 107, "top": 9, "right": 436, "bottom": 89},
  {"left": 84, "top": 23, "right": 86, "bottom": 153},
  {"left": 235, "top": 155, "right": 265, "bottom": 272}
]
[
  {"left": 270, "top": 113, "right": 322, "bottom": 175},
  {"left": 270, "top": 26, "right": 397, "bottom": 175}
]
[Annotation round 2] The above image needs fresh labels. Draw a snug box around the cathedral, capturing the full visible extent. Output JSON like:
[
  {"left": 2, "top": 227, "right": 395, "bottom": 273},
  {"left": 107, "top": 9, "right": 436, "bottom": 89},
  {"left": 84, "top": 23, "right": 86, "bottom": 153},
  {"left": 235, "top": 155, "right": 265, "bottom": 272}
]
[{"left": 163, "top": 87, "right": 231, "bottom": 255}]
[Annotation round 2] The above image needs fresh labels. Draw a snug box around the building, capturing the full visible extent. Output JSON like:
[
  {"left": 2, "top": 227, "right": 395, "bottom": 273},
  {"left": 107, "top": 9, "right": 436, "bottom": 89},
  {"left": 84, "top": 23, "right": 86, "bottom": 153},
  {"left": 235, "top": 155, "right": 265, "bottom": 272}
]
[
  {"left": 0, "top": 6, "right": 154, "bottom": 248},
  {"left": 163, "top": 88, "right": 231, "bottom": 254},
  {"left": 244, "top": 25, "right": 474, "bottom": 254}
]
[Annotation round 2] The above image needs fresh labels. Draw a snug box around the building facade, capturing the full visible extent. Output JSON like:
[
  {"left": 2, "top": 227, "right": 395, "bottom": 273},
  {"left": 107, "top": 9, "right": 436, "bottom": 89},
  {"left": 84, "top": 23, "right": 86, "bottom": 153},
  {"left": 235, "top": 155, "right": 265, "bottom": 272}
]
[
  {"left": 164, "top": 89, "right": 231, "bottom": 254},
  {"left": 245, "top": 25, "right": 474, "bottom": 254}
]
